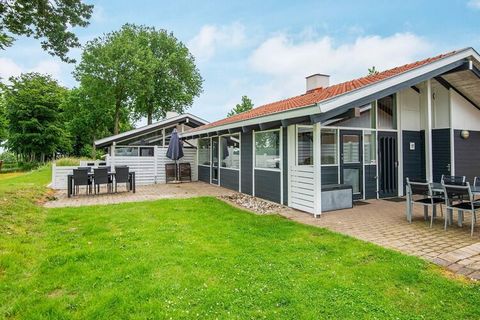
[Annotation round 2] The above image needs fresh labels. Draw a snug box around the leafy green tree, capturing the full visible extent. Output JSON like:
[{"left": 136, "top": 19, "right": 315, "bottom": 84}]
[
  {"left": 75, "top": 24, "right": 149, "bottom": 135},
  {"left": 133, "top": 26, "right": 203, "bottom": 124},
  {"left": 0, "top": 86, "right": 7, "bottom": 146},
  {"left": 64, "top": 87, "right": 113, "bottom": 158},
  {"left": 0, "top": 0, "right": 93, "bottom": 63},
  {"left": 227, "top": 95, "right": 254, "bottom": 117},
  {"left": 5, "top": 72, "right": 70, "bottom": 162}
]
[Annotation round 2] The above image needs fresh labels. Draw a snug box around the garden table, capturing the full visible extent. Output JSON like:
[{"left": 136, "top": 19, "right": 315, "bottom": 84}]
[{"left": 67, "top": 171, "right": 135, "bottom": 197}]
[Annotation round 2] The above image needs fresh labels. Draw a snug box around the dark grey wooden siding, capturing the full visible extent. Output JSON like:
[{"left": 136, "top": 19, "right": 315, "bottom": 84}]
[
  {"left": 220, "top": 168, "right": 239, "bottom": 191},
  {"left": 321, "top": 166, "right": 338, "bottom": 185},
  {"left": 198, "top": 165, "right": 210, "bottom": 183},
  {"left": 282, "top": 128, "right": 288, "bottom": 205},
  {"left": 432, "top": 129, "right": 451, "bottom": 183},
  {"left": 254, "top": 169, "right": 281, "bottom": 203},
  {"left": 402, "top": 130, "right": 425, "bottom": 190},
  {"left": 454, "top": 129, "right": 480, "bottom": 183},
  {"left": 241, "top": 132, "right": 253, "bottom": 195},
  {"left": 364, "top": 164, "right": 377, "bottom": 199}
]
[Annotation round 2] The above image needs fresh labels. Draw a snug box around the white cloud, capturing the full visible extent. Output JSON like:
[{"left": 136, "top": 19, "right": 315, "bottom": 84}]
[
  {"left": 0, "top": 58, "right": 23, "bottom": 80},
  {"left": 467, "top": 0, "right": 480, "bottom": 9},
  {"left": 0, "top": 58, "right": 64, "bottom": 83},
  {"left": 188, "top": 22, "right": 246, "bottom": 61},
  {"left": 91, "top": 5, "right": 106, "bottom": 22},
  {"left": 248, "top": 32, "right": 432, "bottom": 104}
]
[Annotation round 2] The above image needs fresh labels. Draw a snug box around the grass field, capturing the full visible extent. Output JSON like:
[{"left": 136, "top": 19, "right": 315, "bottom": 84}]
[{"left": 1, "top": 167, "right": 480, "bottom": 319}]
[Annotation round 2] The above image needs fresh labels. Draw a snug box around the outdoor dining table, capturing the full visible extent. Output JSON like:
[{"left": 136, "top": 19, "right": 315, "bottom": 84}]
[
  {"left": 67, "top": 171, "right": 136, "bottom": 198},
  {"left": 409, "top": 182, "right": 480, "bottom": 227}
]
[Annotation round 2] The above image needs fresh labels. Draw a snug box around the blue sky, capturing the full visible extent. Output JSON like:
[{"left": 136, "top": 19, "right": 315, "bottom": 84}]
[{"left": 1, "top": 0, "right": 480, "bottom": 125}]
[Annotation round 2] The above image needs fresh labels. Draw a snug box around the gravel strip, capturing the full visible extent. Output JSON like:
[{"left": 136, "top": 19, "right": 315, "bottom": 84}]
[{"left": 219, "top": 193, "right": 285, "bottom": 214}]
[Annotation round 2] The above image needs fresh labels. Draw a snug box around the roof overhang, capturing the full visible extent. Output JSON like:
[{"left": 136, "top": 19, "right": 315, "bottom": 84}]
[
  {"left": 95, "top": 113, "right": 208, "bottom": 148},
  {"left": 181, "top": 47, "right": 480, "bottom": 139}
]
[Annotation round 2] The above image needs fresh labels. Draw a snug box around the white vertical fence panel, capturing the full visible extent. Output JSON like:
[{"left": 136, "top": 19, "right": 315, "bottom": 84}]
[
  {"left": 289, "top": 165, "right": 315, "bottom": 214},
  {"left": 51, "top": 164, "right": 76, "bottom": 189}
]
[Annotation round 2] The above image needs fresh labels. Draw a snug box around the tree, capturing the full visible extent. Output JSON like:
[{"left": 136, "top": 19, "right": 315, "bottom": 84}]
[
  {"left": 0, "top": 85, "right": 7, "bottom": 146},
  {"left": 368, "top": 66, "right": 379, "bottom": 76},
  {"left": 74, "top": 24, "right": 149, "bottom": 135},
  {"left": 64, "top": 87, "right": 113, "bottom": 158},
  {"left": 227, "top": 95, "right": 254, "bottom": 117},
  {"left": 0, "top": 0, "right": 93, "bottom": 63},
  {"left": 4, "top": 73, "right": 70, "bottom": 162},
  {"left": 133, "top": 26, "right": 203, "bottom": 124}
]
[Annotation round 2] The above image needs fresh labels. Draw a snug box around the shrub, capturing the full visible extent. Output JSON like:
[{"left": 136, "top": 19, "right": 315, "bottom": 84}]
[{"left": 55, "top": 157, "right": 90, "bottom": 166}]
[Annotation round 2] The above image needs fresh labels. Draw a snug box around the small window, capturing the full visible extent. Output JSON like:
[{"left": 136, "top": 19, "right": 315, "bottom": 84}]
[
  {"left": 255, "top": 130, "right": 280, "bottom": 169},
  {"left": 220, "top": 134, "right": 240, "bottom": 169},
  {"left": 321, "top": 129, "right": 337, "bottom": 165},
  {"left": 364, "top": 131, "right": 376, "bottom": 164},
  {"left": 377, "top": 95, "right": 396, "bottom": 129},
  {"left": 198, "top": 138, "right": 211, "bottom": 166},
  {"left": 297, "top": 126, "right": 313, "bottom": 165}
]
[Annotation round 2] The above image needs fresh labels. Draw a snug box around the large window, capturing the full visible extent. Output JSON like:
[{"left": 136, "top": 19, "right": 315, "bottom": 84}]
[
  {"left": 321, "top": 129, "right": 337, "bottom": 165},
  {"left": 297, "top": 126, "right": 313, "bottom": 165},
  {"left": 198, "top": 138, "right": 211, "bottom": 166},
  {"left": 255, "top": 130, "right": 280, "bottom": 169},
  {"left": 220, "top": 134, "right": 240, "bottom": 169},
  {"left": 364, "top": 131, "right": 376, "bottom": 164},
  {"left": 377, "top": 95, "right": 396, "bottom": 129}
]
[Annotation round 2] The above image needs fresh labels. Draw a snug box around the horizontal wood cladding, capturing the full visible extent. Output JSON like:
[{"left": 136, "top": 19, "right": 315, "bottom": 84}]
[
  {"left": 254, "top": 169, "right": 281, "bottom": 203},
  {"left": 241, "top": 132, "right": 253, "bottom": 195},
  {"left": 220, "top": 168, "right": 239, "bottom": 191},
  {"left": 402, "top": 130, "right": 425, "bottom": 190},
  {"left": 454, "top": 129, "right": 480, "bottom": 183},
  {"left": 432, "top": 129, "right": 451, "bottom": 183},
  {"left": 198, "top": 165, "right": 210, "bottom": 183},
  {"left": 321, "top": 166, "right": 338, "bottom": 185},
  {"left": 364, "top": 164, "right": 377, "bottom": 199}
]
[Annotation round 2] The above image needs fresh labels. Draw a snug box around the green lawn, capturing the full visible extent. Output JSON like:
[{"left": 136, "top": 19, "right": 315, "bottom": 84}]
[{"left": 1, "top": 167, "right": 480, "bottom": 319}]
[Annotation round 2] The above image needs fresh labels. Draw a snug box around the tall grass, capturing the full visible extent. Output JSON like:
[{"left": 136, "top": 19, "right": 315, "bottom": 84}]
[{"left": 54, "top": 157, "right": 91, "bottom": 166}]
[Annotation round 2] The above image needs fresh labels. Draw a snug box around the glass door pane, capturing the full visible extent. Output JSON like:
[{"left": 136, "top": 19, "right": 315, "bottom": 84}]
[
  {"left": 342, "top": 134, "right": 360, "bottom": 163},
  {"left": 343, "top": 168, "right": 361, "bottom": 194}
]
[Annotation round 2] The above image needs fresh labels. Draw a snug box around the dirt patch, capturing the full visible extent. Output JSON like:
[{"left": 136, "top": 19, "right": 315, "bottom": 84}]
[{"left": 219, "top": 193, "right": 285, "bottom": 214}]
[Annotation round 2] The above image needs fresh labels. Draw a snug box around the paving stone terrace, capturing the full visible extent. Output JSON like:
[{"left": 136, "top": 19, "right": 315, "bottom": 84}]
[
  {"left": 46, "top": 183, "right": 480, "bottom": 280},
  {"left": 279, "top": 199, "right": 480, "bottom": 280}
]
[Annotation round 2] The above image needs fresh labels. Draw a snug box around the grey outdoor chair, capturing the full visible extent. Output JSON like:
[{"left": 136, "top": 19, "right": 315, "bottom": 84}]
[
  {"left": 443, "top": 182, "right": 480, "bottom": 236},
  {"left": 441, "top": 175, "right": 466, "bottom": 184},
  {"left": 179, "top": 163, "right": 191, "bottom": 182},
  {"left": 73, "top": 168, "right": 92, "bottom": 195},
  {"left": 406, "top": 177, "right": 444, "bottom": 226},
  {"left": 93, "top": 167, "right": 113, "bottom": 194},
  {"left": 114, "top": 166, "right": 131, "bottom": 192}
]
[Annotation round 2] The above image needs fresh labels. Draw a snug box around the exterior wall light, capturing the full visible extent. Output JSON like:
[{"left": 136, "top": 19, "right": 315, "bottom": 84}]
[{"left": 461, "top": 130, "right": 470, "bottom": 140}]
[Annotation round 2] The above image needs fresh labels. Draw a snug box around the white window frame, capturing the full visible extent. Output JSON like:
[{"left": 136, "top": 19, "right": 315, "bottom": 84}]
[
  {"left": 253, "top": 128, "right": 282, "bottom": 172},
  {"left": 219, "top": 133, "right": 241, "bottom": 171},
  {"left": 296, "top": 125, "right": 314, "bottom": 166},
  {"left": 197, "top": 137, "right": 212, "bottom": 167}
]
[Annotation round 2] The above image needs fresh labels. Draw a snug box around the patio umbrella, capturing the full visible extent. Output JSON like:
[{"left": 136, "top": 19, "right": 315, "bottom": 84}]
[{"left": 166, "top": 128, "right": 184, "bottom": 181}]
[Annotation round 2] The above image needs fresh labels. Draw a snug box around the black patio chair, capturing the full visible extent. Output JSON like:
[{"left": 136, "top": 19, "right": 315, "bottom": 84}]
[
  {"left": 93, "top": 167, "right": 113, "bottom": 194},
  {"left": 179, "top": 163, "right": 191, "bottom": 182},
  {"left": 73, "top": 169, "right": 92, "bottom": 195},
  {"left": 114, "top": 166, "right": 131, "bottom": 192},
  {"left": 78, "top": 166, "right": 92, "bottom": 172},
  {"left": 406, "top": 177, "right": 444, "bottom": 226},
  {"left": 443, "top": 182, "right": 480, "bottom": 236}
]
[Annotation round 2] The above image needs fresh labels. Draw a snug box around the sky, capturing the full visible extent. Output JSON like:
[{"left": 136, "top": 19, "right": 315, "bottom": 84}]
[{"left": 1, "top": 0, "right": 480, "bottom": 126}]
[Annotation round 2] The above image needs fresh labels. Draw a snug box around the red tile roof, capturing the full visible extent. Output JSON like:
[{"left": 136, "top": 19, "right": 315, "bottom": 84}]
[{"left": 190, "top": 50, "right": 458, "bottom": 133}]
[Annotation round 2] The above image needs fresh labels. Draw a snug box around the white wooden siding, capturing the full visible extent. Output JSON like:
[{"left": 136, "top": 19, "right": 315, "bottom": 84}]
[
  {"left": 289, "top": 165, "right": 315, "bottom": 213},
  {"left": 51, "top": 146, "right": 198, "bottom": 189}
]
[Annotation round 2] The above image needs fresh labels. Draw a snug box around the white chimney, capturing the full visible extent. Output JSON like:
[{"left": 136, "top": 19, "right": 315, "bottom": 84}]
[
  {"left": 165, "top": 111, "right": 179, "bottom": 119},
  {"left": 306, "top": 74, "right": 330, "bottom": 92}
]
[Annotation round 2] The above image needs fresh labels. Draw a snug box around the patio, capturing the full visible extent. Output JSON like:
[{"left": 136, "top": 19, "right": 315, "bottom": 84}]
[{"left": 280, "top": 199, "right": 480, "bottom": 280}]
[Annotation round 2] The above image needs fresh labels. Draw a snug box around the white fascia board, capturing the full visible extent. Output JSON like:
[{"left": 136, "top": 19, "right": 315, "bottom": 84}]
[
  {"left": 318, "top": 48, "right": 479, "bottom": 113},
  {"left": 182, "top": 48, "right": 480, "bottom": 138},
  {"left": 95, "top": 113, "right": 208, "bottom": 146}
]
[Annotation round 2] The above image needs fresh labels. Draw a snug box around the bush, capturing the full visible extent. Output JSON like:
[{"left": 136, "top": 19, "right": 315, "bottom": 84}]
[{"left": 55, "top": 157, "right": 90, "bottom": 166}]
